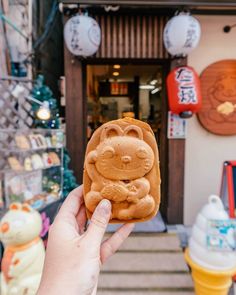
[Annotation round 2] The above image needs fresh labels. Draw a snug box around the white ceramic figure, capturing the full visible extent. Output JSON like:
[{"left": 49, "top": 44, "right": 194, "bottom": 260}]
[{"left": 0, "top": 203, "right": 45, "bottom": 295}]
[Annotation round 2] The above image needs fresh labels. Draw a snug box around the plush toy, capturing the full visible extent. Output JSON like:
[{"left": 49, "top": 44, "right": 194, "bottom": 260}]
[{"left": 0, "top": 203, "right": 45, "bottom": 295}]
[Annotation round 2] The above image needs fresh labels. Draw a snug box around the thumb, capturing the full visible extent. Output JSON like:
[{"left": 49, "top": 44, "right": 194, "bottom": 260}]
[{"left": 86, "top": 199, "right": 111, "bottom": 247}]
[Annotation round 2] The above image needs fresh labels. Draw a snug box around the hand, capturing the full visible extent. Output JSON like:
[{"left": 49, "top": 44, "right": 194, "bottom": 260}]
[{"left": 37, "top": 185, "right": 134, "bottom": 295}]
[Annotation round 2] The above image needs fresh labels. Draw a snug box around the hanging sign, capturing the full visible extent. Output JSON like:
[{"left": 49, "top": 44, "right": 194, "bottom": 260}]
[
  {"left": 64, "top": 15, "right": 101, "bottom": 56},
  {"left": 167, "top": 66, "right": 202, "bottom": 118},
  {"left": 163, "top": 13, "right": 201, "bottom": 56},
  {"left": 198, "top": 60, "right": 236, "bottom": 135}
]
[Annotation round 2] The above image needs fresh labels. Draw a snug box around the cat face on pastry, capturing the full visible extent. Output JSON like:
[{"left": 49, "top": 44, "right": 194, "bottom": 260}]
[{"left": 95, "top": 124, "right": 154, "bottom": 180}]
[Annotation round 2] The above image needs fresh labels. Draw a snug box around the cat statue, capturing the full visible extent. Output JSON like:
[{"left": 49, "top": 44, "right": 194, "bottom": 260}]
[{"left": 0, "top": 203, "right": 45, "bottom": 295}]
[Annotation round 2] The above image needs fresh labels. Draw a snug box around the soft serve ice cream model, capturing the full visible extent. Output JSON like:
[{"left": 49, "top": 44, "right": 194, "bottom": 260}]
[
  {"left": 185, "top": 195, "right": 236, "bottom": 295},
  {"left": 0, "top": 203, "right": 45, "bottom": 295}
]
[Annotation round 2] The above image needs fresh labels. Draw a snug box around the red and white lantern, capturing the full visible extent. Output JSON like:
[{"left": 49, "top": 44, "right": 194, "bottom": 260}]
[{"left": 167, "top": 66, "right": 202, "bottom": 118}]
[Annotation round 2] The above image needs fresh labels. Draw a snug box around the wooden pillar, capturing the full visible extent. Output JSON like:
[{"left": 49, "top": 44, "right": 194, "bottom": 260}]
[
  {"left": 133, "top": 76, "right": 140, "bottom": 119},
  {"left": 167, "top": 57, "right": 187, "bottom": 224},
  {"left": 64, "top": 47, "right": 87, "bottom": 183}
]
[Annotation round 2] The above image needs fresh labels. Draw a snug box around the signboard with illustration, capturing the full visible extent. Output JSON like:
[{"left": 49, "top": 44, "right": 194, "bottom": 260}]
[{"left": 198, "top": 60, "right": 236, "bottom": 135}]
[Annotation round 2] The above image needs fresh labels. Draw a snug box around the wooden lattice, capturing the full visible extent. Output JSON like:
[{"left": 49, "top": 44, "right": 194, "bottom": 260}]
[
  {"left": 0, "top": 77, "right": 34, "bottom": 129},
  {"left": 0, "top": 77, "right": 35, "bottom": 170}
]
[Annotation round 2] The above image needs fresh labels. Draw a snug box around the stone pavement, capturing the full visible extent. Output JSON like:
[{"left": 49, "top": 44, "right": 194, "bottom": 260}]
[{"left": 98, "top": 233, "right": 194, "bottom": 295}]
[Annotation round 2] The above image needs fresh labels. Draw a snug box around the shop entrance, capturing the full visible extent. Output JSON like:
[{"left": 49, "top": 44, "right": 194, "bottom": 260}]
[{"left": 86, "top": 62, "right": 168, "bottom": 231}]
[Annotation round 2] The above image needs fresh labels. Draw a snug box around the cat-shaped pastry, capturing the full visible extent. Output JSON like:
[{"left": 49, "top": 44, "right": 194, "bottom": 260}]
[
  {"left": 83, "top": 118, "right": 161, "bottom": 222},
  {"left": 0, "top": 203, "right": 45, "bottom": 295}
]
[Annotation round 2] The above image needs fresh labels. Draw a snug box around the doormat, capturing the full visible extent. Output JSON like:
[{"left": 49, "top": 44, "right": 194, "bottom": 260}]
[{"left": 106, "top": 212, "right": 166, "bottom": 233}]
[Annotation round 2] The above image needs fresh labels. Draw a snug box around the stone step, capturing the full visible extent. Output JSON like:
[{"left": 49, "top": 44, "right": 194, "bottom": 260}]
[
  {"left": 104, "top": 234, "right": 181, "bottom": 252},
  {"left": 102, "top": 252, "right": 189, "bottom": 272},
  {"left": 98, "top": 273, "right": 193, "bottom": 289},
  {"left": 98, "top": 291, "right": 195, "bottom": 295}
]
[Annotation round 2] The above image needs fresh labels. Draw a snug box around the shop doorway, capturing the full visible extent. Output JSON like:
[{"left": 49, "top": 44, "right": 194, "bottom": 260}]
[{"left": 86, "top": 63, "right": 168, "bottom": 231}]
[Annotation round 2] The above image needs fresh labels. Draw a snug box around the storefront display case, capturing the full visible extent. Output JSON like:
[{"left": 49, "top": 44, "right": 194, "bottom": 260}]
[{"left": 0, "top": 129, "right": 64, "bottom": 212}]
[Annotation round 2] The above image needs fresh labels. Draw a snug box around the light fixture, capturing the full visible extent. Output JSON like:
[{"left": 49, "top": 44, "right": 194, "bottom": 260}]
[
  {"left": 36, "top": 101, "right": 51, "bottom": 120},
  {"left": 150, "top": 79, "right": 158, "bottom": 85},
  {"left": 151, "top": 87, "right": 161, "bottom": 94},
  {"left": 25, "top": 95, "right": 51, "bottom": 120},
  {"left": 113, "top": 64, "right": 121, "bottom": 69},
  {"left": 113, "top": 71, "right": 119, "bottom": 76},
  {"left": 139, "top": 85, "right": 155, "bottom": 90}
]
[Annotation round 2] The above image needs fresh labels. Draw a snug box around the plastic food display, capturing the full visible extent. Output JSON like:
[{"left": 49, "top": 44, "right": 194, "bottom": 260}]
[
  {"left": 83, "top": 117, "right": 161, "bottom": 223},
  {"left": 0, "top": 129, "right": 64, "bottom": 210},
  {"left": 185, "top": 195, "right": 236, "bottom": 295},
  {"left": 0, "top": 203, "right": 45, "bottom": 295}
]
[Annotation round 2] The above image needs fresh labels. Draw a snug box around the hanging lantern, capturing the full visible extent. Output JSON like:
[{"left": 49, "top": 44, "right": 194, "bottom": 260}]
[
  {"left": 163, "top": 13, "right": 201, "bottom": 56},
  {"left": 167, "top": 66, "right": 202, "bottom": 118},
  {"left": 64, "top": 14, "right": 101, "bottom": 56}
]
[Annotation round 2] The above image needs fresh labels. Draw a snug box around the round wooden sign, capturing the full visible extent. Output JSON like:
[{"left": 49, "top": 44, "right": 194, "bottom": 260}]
[{"left": 198, "top": 60, "right": 236, "bottom": 135}]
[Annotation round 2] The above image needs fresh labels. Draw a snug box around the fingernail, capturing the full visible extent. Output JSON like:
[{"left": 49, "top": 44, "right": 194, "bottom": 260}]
[{"left": 97, "top": 199, "right": 111, "bottom": 215}]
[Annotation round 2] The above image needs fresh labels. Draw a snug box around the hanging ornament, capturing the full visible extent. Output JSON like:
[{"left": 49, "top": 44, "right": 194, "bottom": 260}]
[
  {"left": 163, "top": 13, "right": 201, "bottom": 56},
  {"left": 167, "top": 66, "right": 202, "bottom": 118},
  {"left": 64, "top": 14, "right": 101, "bottom": 56}
]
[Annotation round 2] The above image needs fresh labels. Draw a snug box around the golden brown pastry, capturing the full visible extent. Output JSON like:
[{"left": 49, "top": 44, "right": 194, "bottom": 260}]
[
  {"left": 15, "top": 135, "right": 31, "bottom": 150},
  {"left": 8, "top": 157, "right": 23, "bottom": 171},
  {"left": 83, "top": 117, "right": 161, "bottom": 223}
]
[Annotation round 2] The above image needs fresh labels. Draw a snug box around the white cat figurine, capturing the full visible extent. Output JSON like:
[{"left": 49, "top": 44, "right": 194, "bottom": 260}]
[{"left": 0, "top": 203, "right": 45, "bottom": 295}]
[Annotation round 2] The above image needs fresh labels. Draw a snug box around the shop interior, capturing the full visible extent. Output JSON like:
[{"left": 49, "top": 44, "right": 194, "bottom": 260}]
[
  {"left": 86, "top": 64, "right": 166, "bottom": 231},
  {"left": 87, "top": 64, "right": 163, "bottom": 142}
]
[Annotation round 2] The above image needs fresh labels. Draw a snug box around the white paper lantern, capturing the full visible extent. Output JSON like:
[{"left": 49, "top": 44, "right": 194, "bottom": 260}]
[
  {"left": 64, "top": 15, "right": 101, "bottom": 56},
  {"left": 163, "top": 14, "right": 201, "bottom": 56}
]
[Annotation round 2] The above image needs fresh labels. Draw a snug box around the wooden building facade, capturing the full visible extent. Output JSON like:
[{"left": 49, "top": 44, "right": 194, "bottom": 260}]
[{"left": 61, "top": 0, "right": 235, "bottom": 224}]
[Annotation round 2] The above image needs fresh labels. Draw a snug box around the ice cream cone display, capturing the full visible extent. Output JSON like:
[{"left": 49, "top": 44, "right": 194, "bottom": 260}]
[
  {"left": 185, "top": 195, "right": 236, "bottom": 295},
  {"left": 185, "top": 249, "right": 236, "bottom": 295}
]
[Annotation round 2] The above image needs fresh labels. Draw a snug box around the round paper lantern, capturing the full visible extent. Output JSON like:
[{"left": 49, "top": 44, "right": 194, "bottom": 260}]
[
  {"left": 163, "top": 14, "right": 201, "bottom": 56},
  {"left": 64, "top": 15, "right": 101, "bottom": 56},
  {"left": 167, "top": 66, "right": 202, "bottom": 118}
]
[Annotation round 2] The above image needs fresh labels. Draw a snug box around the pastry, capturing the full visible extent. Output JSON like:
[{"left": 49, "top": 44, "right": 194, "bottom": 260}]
[
  {"left": 15, "top": 135, "right": 31, "bottom": 150},
  {"left": 24, "top": 157, "right": 32, "bottom": 171},
  {"left": 48, "top": 152, "right": 60, "bottom": 165},
  {"left": 31, "top": 154, "right": 44, "bottom": 170},
  {"left": 83, "top": 117, "right": 161, "bottom": 223},
  {"left": 8, "top": 157, "right": 23, "bottom": 171},
  {"left": 45, "top": 136, "right": 52, "bottom": 148},
  {"left": 29, "top": 135, "right": 38, "bottom": 149},
  {"left": 35, "top": 134, "right": 47, "bottom": 148},
  {"left": 42, "top": 153, "right": 53, "bottom": 167}
]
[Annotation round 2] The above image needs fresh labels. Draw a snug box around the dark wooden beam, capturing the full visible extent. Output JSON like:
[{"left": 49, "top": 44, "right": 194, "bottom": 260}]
[
  {"left": 167, "top": 57, "right": 187, "bottom": 224},
  {"left": 64, "top": 48, "right": 87, "bottom": 184},
  {"left": 60, "top": 0, "right": 236, "bottom": 7}
]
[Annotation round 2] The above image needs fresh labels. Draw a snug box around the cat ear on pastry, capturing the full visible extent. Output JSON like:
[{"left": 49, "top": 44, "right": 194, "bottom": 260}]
[
  {"left": 9, "top": 203, "right": 22, "bottom": 210},
  {"left": 124, "top": 125, "right": 143, "bottom": 140},
  {"left": 22, "top": 203, "right": 32, "bottom": 213},
  {"left": 100, "top": 124, "right": 123, "bottom": 141}
]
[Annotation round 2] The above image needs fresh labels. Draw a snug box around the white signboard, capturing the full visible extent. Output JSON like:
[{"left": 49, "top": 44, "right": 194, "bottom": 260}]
[{"left": 167, "top": 111, "right": 187, "bottom": 139}]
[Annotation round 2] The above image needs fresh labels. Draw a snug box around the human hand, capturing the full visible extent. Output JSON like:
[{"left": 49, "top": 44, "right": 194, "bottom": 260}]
[{"left": 37, "top": 185, "right": 134, "bottom": 295}]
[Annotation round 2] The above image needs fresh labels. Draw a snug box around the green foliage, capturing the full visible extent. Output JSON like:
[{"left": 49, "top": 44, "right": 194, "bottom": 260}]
[
  {"left": 31, "top": 75, "right": 60, "bottom": 129},
  {"left": 63, "top": 149, "right": 78, "bottom": 197}
]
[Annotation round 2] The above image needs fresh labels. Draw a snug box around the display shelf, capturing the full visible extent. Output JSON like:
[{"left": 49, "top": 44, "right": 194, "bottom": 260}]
[
  {"left": 1, "top": 164, "right": 61, "bottom": 174},
  {"left": 0, "top": 128, "right": 64, "bottom": 211}
]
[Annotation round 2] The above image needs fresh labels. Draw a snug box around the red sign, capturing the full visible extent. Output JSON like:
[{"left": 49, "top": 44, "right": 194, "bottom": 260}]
[{"left": 167, "top": 66, "right": 202, "bottom": 118}]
